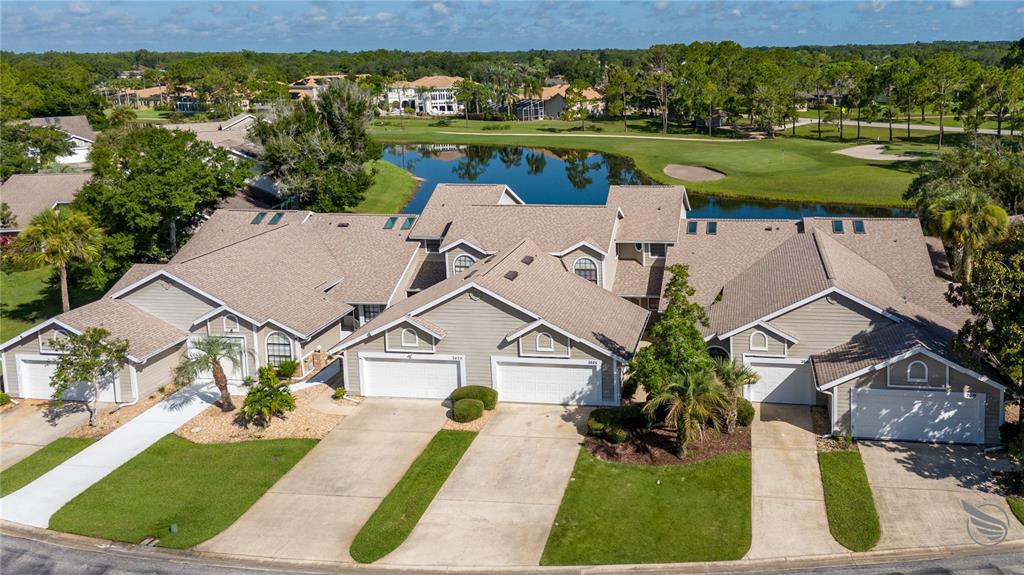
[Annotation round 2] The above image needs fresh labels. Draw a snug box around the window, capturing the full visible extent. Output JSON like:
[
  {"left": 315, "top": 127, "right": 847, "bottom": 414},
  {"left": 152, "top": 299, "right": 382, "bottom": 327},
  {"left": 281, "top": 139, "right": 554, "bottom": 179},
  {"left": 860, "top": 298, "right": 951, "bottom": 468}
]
[
  {"left": 401, "top": 217, "right": 415, "bottom": 230},
  {"left": 452, "top": 254, "right": 475, "bottom": 275},
  {"left": 634, "top": 243, "right": 643, "bottom": 251},
  {"left": 647, "top": 297, "right": 660, "bottom": 311},
  {"left": 268, "top": 212, "right": 285, "bottom": 225},
  {"left": 266, "top": 332, "right": 293, "bottom": 366},
  {"left": 686, "top": 221, "right": 698, "bottom": 235},
  {"left": 384, "top": 217, "right": 397, "bottom": 229},
  {"left": 361, "top": 304, "right": 383, "bottom": 324},
  {"left": 424, "top": 239, "right": 441, "bottom": 253},
  {"left": 536, "top": 332, "right": 554, "bottom": 352},
  {"left": 250, "top": 212, "right": 267, "bottom": 225},
  {"left": 401, "top": 328, "right": 419, "bottom": 347},
  {"left": 832, "top": 220, "right": 844, "bottom": 234},
  {"left": 41, "top": 329, "right": 70, "bottom": 353},
  {"left": 223, "top": 314, "right": 240, "bottom": 333},
  {"left": 649, "top": 243, "right": 666, "bottom": 258},
  {"left": 706, "top": 221, "right": 718, "bottom": 235},
  {"left": 853, "top": 220, "right": 866, "bottom": 234},
  {"left": 906, "top": 360, "right": 929, "bottom": 385},
  {"left": 573, "top": 257, "right": 598, "bottom": 283},
  {"left": 749, "top": 331, "right": 769, "bottom": 351}
]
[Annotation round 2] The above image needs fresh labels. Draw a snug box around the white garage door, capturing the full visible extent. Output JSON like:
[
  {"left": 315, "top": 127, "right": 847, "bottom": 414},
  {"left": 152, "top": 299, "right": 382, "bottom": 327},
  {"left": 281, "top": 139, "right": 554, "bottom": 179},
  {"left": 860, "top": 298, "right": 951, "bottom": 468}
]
[
  {"left": 361, "top": 354, "right": 462, "bottom": 399},
  {"left": 494, "top": 359, "right": 604, "bottom": 405},
  {"left": 745, "top": 360, "right": 816, "bottom": 405},
  {"left": 15, "top": 356, "right": 118, "bottom": 402},
  {"left": 851, "top": 388, "right": 986, "bottom": 444}
]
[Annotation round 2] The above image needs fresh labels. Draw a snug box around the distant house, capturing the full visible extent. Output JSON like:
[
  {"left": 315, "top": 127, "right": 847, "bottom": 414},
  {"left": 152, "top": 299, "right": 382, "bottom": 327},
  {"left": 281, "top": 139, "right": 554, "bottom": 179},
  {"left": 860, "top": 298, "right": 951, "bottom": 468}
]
[
  {"left": 288, "top": 74, "right": 369, "bottom": 101},
  {"left": 386, "top": 76, "right": 464, "bottom": 116},
  {"left": 0, "top": 173, "right": 92, "bottom": 235},
  {"left": 694, "top": 110, "right": 728, "bottom": 129},
  {"left": 25, "top": 116, "right": 97, "bottom": 164},
  {"left": 515, "top": 84, "right": 602, "bottom": 121}
]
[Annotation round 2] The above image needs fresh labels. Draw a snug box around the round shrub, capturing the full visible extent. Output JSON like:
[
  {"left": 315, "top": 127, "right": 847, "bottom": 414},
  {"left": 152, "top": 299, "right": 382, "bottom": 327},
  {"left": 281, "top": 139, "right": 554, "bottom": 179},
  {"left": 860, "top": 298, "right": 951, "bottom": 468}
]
[
  {"left": 736, "top": 398, "right": 755, "bottom": 427},
  {"left": 451, "top": 385, "right": 498, "bottom": 410},
  {"left": 587, "top": 405, "right": 648, "bottom": 436},
  {"left": 332, "top": 387, "right": 347, "bottom": 400},
  {"left": 452, "top": 398, "right": 484, "bottom": 423},
  {"left": 605, "top": 425, "right": 628, "bottom": 444},
  {"left": 0, "top": 391, "right": 10, "bottom": 406},
  {"left": 275, "top": 359, "right": 299, "bottom": 379}
]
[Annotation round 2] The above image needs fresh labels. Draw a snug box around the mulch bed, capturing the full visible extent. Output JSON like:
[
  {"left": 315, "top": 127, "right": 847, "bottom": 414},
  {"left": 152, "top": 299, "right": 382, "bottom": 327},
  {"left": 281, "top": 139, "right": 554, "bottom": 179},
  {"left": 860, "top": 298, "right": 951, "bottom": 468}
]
[
  {"left": 585, "top": 425, "right": 750, "bottom": 466},
  {"left": 811, "top": 405, "right": 858, "bottom": 453}
]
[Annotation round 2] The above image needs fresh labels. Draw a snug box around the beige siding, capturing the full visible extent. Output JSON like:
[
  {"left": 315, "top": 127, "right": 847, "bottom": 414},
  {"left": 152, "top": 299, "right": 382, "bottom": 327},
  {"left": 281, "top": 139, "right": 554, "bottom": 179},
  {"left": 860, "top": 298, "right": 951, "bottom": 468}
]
[
  {"left": 116, "top": 365, "right": 132, "bottom": 401},
  {"left": 517, "top": 326, "right": 570, "bottom": 357},
  {"left": 384, "top": 324, "right": 434, "bottom": 352},
  {"left": 730, "top": 327, "right": 787, "bottom": 358},
  {"left": 616, "top": 242, "right": 643, "bottom": 264},
  {"left": 120, "top": 277, "right": 218, "bottom": 331},
  {"left": 37, "top": 326, "right": 70, "bottom": 353},
  {"left": 134, "top": 344, "right": 184, "bottom": 399},
  {"left": 445, "top": 245, "right": 487, "bottom": 278},
  {"left": 2, "top": 332, "right": 134, "bottom": 402},
  {"left": 303, "top": 320, "right": 345, "bottom": 357},
  {"left": 771, "top": 294, "right": 893, "bottom": 358},
  {"left": 889, "top": 355, "right": 947, "bottom": 389}
]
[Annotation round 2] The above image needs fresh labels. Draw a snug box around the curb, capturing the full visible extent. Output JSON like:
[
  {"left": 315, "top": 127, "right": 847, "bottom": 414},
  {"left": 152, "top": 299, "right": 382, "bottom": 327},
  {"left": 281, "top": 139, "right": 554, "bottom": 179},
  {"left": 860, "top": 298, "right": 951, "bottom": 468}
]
[{"left": 4, "top": 520, "right": 1024, "bottom": 574}]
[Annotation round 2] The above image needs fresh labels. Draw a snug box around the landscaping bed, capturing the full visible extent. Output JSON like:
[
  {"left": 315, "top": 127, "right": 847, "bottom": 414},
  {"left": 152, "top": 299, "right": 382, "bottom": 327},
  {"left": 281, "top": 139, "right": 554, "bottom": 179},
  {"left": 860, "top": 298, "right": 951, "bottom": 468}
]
[
  {"left": 0, "top": 437, "right": 96, "bottom": 497},
  {"left": 49, "top": 434, "right": 315, "bottom": 548},
  {"left": 586, "top": 424, "right": 750, "bottom": 466},
  {"left": 812, "top": 405, "right": 858, "bottom": 452},
  {"left": 542, "top": 449, "right": 751, "bottom": 565},
  {"left": 69, "top": 384, "right": 178, "bottom": 439}
]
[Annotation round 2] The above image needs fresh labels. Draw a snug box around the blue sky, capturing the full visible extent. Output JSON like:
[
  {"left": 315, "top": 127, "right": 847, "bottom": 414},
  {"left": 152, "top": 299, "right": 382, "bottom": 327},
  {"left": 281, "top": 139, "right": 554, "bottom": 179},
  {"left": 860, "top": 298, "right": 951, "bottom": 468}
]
[{"left": 2, "top": 1, "right": 1022, "bottom": 53}]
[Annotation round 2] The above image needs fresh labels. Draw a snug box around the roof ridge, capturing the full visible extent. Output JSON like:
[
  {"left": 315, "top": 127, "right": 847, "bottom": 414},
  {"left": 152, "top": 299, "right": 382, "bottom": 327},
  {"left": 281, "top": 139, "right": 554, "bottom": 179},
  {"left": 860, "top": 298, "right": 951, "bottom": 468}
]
[
  {"left": 812, "top": 229, "right": 837, "bottom": 281},
  {"left": 175, "top": 222, "right": 294, "bottom": 264},
  {"left": 478, "top": 238, "right": 534, "bottom": 277}
]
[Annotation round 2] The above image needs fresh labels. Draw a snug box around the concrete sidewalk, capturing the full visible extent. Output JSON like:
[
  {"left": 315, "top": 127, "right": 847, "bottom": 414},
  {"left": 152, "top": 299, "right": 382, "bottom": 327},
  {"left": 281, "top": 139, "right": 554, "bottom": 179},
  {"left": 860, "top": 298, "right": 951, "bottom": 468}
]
[{"left": 0, "top": 384, "right": 222, "bottom": 528}]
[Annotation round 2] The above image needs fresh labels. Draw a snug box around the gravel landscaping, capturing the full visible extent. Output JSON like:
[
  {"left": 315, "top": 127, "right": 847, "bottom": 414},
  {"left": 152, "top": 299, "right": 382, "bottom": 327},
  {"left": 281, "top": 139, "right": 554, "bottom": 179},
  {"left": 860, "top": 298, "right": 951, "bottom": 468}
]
[
  {"left": 69, "top": 385, "right": 179, "bottom": 439},
  {"left": 442, "top": 402, "right": 495, "bottom": 432}
]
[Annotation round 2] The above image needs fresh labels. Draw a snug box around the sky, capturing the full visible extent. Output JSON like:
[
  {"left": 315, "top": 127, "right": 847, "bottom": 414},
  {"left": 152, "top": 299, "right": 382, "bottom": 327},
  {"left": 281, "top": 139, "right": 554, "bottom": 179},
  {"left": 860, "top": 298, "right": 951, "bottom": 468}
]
[{"left": 1, "top": 1, "right": 1023, "bottom": 53}]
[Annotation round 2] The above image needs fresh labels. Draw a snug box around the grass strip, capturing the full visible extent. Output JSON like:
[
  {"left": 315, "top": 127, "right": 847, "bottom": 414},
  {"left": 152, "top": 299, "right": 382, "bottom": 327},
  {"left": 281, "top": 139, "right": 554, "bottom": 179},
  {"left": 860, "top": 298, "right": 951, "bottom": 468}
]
[
  {"left": 818, "top": 450, "right": 881, "bottom": 552},
  {"left": 1, "top": 438, "right": 97, "bottom": 497}
]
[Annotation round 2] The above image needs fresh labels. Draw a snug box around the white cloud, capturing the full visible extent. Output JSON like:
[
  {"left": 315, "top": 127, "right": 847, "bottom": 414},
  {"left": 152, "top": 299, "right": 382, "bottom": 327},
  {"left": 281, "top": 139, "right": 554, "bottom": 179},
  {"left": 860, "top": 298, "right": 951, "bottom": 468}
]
[
  {"left": 1016, "top": 5, "right": 1024, "bottom": 13},
  {"left": 949, "top": 0, "right": 973, "bottom": 7},
  {"left": 431, "top": 2, "right": 450, "bottom": 15},
  {"left": 730, "top": 8, "right": 741, "bottom": 17},
  {"left": 654, "top": 0, "right": 669, "bottom": 10},
  {"left": 375, "top": 11, "right": 395, "bottom": 21},
  {"left": 210, "top": 3, "right": 224, "bottom": 15},
  {"left": 856, "top": 1, "right": 888, "bottom": 13},
  {"left": 67, "top": 1, "right": 94, "bottom": 15}
]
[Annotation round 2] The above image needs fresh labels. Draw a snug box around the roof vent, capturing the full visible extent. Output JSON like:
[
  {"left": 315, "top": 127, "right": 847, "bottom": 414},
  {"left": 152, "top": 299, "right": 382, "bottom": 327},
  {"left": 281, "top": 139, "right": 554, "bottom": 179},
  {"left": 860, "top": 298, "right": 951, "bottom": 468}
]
[
  {"left": 504, "top": 270, "right": 519, "bottom": 281},
  {"left": 521, "top": 255, "right": 534, "bottom": 265},
  {"left": 337, "top": 222, "right": 349, "bottom": 228}
]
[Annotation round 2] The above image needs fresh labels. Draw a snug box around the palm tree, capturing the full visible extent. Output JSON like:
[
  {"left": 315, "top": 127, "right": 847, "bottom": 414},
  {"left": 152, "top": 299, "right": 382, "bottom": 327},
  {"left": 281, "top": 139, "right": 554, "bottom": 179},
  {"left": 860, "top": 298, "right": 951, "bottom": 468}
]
[
  {"left": 643, "top": 368, "right": 728, "bottom": 458},
  {"left": 13, "top": 208, "right": 103, "bottom": 313},
  {"left": 174, "top": 336, "right": 243, "bottom": 411},
  {"left": 714, "top": 357, "right": 760, "bottom": 433},
  {"left": 923, "top": 187, "right": 1009, "bottom": 283}
]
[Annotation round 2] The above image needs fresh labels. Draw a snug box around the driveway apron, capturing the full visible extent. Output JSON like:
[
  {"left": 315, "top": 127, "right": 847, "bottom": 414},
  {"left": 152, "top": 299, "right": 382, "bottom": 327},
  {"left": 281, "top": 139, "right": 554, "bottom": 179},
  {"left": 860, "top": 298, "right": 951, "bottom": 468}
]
[
  {"left": 746, "top": 403, "right": 846, "bottom": 559},
  {"left": 379, "top": 404, "right": 587, "bottom": 567},
  {"left": 860, "top": 441, "right": 1024, "bottom": 550},
  {"left": 0, "top": 401, "right": 95, "bottom": 471},
  {"left": 197, "top": 398, "right": 447, "bottom": 563}
]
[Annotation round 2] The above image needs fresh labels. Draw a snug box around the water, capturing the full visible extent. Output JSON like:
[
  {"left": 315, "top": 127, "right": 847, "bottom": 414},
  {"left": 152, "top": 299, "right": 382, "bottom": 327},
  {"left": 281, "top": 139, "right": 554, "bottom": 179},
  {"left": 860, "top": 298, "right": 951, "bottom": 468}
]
[{"left": 383, "top": 144, "right": 907, "bottom": 218}]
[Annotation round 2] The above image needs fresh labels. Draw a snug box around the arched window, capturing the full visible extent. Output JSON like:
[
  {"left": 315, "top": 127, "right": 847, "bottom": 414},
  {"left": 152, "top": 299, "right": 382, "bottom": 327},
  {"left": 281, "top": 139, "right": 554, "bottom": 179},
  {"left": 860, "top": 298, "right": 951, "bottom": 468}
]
[
  {"left": 907, "top": 360, "right": 929, "bottom": 384},
  {"left": 401, "top": 328, "right": 419, "bottom": 347},
  {"left": 749, "top": 331, "right": 769, "bottom": 352},
  {"left": 573, "top": 257, "right": 598, "bottom": 283},
  {"left": 536, "top": 332, "right": 554, "bottom": 352},
  {"left": 223, "top": 314, "right": 240, "bottom": 333},
  {"left": 452, "top": 254, "right": 475, "bottom": 275},
  {"left": 266, "top": 332, "right": 293, "bottom": 366}
]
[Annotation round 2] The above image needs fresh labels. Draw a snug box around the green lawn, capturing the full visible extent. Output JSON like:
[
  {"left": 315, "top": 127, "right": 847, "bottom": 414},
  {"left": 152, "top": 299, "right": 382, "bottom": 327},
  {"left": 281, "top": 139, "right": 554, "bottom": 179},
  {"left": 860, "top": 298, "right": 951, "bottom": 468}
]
[
  {"left": 349, "top": 430, "right": 476, "bottom": 563},
  {"left": 354, "top": 159, "right": 419, "bottom": 214},
  {"left": 50, "top": 434, "right": 315, "bottom": 548},
  {"left": 818, "top": 451, "right": 881, "bottom": 552},
  {"left": 0, "top": 438, "right": 97, "bottom": 497},
  {"left": 541, "top": 450, "right": 751, "bottom": 565},
  {"left": 371, "top": 117, "right": 916, "bottom": 207},
  {"left": 1010, "top": 497, "right": 1024, "bottom": 526},
  {"left": 0, "top": 267, "right": 103, "bottom": 342}
]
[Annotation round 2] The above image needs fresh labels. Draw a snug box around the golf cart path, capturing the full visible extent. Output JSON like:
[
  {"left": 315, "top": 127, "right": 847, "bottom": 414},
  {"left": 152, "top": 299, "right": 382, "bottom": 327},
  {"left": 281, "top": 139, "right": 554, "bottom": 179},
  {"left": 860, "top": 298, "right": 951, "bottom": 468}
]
[{"left": 438, "top": 131, "right": 753, "bottom": 143}]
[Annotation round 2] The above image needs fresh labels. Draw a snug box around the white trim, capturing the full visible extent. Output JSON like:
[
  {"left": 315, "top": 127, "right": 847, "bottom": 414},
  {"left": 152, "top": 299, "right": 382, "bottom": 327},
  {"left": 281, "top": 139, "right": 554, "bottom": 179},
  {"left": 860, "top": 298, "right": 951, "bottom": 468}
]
[
  {"left": 749, "top": 331, "right": 769, "bottom": 352},
  {"left": 398, "top": 317, "right": 445, "bottom": 340},
  {"left": 223, "top": 314, "right": 240, "bottom": 333},
  {"left": 753, "top": 321, "right": 799, "bottom": 343},
  {"left": 0, "top": 318, "right": 83, "bottom": 352},
  {"left": 221, "top": 113, "right": 256, "bottom": 130},
  {"left": 550, "top": 240, "right": 607, "bottom": 258},
  {"left": 572, "top": 256, "right": 599, "bottom": 284},
  {"left": 37, "top": 328, "right": 71, "bottom": 355},
  {"left": 440, "top": 238, "right": 493, "bottom": 256},
  {"left": 401, "top": 328, "right": 420, "bottom": 347},
  {"left": 384, "top": 328, "right": 435, "bottom": 354},
  {"left": 452, "top": 254, "right": 476, "bottom": 275},
  {"left": 134, "top": 336, "right": 189, "bottom": 364},
  {"left": 108, "top": 269, "right": 223, "bottom": 303},
  {"left": 906, "top": 360, "right": 930, "bottom": 385},
  {"left": 743, "top": 355, "right": 809, "bottom": 366},
  {"left": 387, "top": 248, "right": 421, "bottom": 307},
  {"left": 265, "top": 331, "right": 295, "bottom": 366},
  {"left": 128, "top": 364, "right": 139, "bottom": 404},
  {"left": 818, "top": 346, "right": 1007, "bottom": 392},
  {"left": 707, "top": 344, "right": 729, "bottom": 358},
  {"left": 536, "top": 332, "right": 555, "bottom": 352}
]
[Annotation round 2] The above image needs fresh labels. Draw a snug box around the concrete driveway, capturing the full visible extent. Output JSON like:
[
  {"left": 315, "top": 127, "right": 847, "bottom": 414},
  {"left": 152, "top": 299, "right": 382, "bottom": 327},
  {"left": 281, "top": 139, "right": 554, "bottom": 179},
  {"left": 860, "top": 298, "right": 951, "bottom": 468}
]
[
  {"left": 379, "top": 404, "right": 587, "bottom": 567},
  {"left": 860, "top": 441, "right": 1024, "bottom": 550},
  {"left": 747, "top": 404, "right": 846, "bottom": 560},
  {"left": 0, "top": 401, "right": 96, "bottom": 471},
  {"left": 197, "top": 398, "right": 447, "bottom": 563}
]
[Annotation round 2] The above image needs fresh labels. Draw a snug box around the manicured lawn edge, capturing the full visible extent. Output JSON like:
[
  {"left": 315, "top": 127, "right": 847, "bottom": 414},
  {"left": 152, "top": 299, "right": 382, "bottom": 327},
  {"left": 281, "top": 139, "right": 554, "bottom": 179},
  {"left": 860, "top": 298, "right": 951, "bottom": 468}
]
[
  {"left": 349, "top": 430, "right": 476, "bottom": 563},
  {"left": 0, "top": 438, "right": 97, "bottom": 497},
  {"left": 1009, "top": 497, "right": 1024, "bottom": 526},
  {"left": 50, "top": 434, "right": 316, "bottom": 548},
  {"left": 541, "top": 449, "right": 751, "bottom": 565},
  {"left": 354, "top": 159, "right": 419, "bottom": 214},
  {"left": 818, "top": 451, "right": 881, "bottom": 552}
]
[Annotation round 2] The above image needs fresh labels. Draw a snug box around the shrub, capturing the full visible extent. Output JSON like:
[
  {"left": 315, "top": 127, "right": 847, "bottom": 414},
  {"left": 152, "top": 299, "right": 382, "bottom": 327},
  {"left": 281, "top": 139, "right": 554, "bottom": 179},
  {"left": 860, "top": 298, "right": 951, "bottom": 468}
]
[
  {"left": 239, "top": 367, "right": 296, "bottom": 428},
  {"left": 481, "top": 124, "right": 511, "bottom": 131},
  {"left": 275, "top": 360, "right": 299, "bottom": 379},
  {"left": 587, "top": 405, "right": 647, "bottom": 436},
  {"left": 736, "top": 398, "right": 755, "bottom": 427},
  {"left": 450, "top": 385, "right": 498, "bottom": 410},
  {"left": 0, "top": 392, "right": 10, "bottom": 406},
  {"left": 332, "top": 387, "right": 347, "bottom": 400},
  {"left": 605, "top": 425, "right": 628, "bottom": 444},
  {"left": 452, "top": 398, "right": 484, "bottom": 423}
]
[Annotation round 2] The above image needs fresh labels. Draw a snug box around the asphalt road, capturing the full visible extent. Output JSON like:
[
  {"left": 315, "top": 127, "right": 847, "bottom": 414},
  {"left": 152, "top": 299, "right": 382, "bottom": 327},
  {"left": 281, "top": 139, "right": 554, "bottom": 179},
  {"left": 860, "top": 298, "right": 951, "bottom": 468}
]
[{"left": 2, "top": 531, "right": 1024, "bottom": 575}]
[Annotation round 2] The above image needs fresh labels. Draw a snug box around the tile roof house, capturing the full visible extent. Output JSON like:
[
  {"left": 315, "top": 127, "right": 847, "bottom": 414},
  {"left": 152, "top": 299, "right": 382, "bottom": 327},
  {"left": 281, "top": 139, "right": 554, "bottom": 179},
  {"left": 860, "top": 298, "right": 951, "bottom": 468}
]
[
  {"left": 0, "top": 173, "right": 92, "bottom": 234},
  {"left": 0, "top": 183, "right": 1006, "bottom": 444},
  {"left": 386, "top": 76, "right": 464, "bottom": 116},
  {"left": 24, "top": 116, "right": 97, "bottom": 164},
  {"left": 515, "top": 83, "right": 603, "bottom": 121}
]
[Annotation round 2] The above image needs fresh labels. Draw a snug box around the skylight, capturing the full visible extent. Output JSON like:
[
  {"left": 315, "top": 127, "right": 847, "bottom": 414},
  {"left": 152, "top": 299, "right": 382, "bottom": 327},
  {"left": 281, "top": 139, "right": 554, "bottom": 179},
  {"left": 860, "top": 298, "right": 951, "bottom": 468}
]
[
  {"left": 832, "top": 220, "right": 844, "bottom": 234},
  {"left": 268, "top": 212, "right": 285, "bottom": 225},
  {"left": 706, "top": 221, "right": 718, "bottom": 235},
  {"left": 853, "top": 220, "right": 866, "bottom": 234},
  {"left": 250, "top": 212, "right": 267, "bottom": 225},
  {"left": 383, "top": 216, "right": 397, "bottom": 229},
  {"left": 686, "top": 221, "right": 698, "bottom": 235},
  {"left": 400, "top": 217, "right": 415, "bottom": 230}
]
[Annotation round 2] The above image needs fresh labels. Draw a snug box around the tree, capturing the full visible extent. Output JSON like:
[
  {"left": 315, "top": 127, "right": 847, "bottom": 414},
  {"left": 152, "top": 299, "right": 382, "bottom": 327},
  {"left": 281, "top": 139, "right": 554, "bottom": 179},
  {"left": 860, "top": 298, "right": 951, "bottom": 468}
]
[
  {"left": 107, "top": 106, "right": 138, "bottom": 128},
  {"left": 562, "top": 80, "right": 591, "bottom": 130},
  {"left": 905, "top": 138, "right": 1024, "bottom": 217},
  {"left": 985, "top": 67, "right": 1024, "bottom": 137},
  {"left": 846, "top": 59, "right": 875, "bottom": 140},
  {"left": 891, "top": 56, "right": 922, "bottom": 140},
  {"left": 12, "top": 208, "right": 103, "bottom": 312},
  {"left": 49, "top": 328, "right": 129, "bottom": 426},
  {"left": 946, "top": 223, "right": 1023, "bottom": 433},
  {"left": 73, "top": 127, "right": 247, "bottom": 288},
  {"left": 174, "top": 335, "right": 243, "bottom": 412},
  {"left": 921, "top": 185, "right": 1009, "bottom": 283},
  {"left": 1, "top": 123, "right": 74, "bottom": 181},
  {"left": 0, "top": 202, "right": 16, "bottom": 229},
  {"left": 250, "top": 79, "right": 380, "bottom": 212},
  {"left": 603, "top": 64, "right": 635, "bottom": 131},
  {"left": 824, "top": 61, "right": 855, "bottom": 141},
  {"left": 924, "top": 52, "right": 966, "bottom": 148},
  {"left": 642, "top": 368, "right": 728, "bottom": 458},
  {"left": 640, "top": 45, "right": 679, "bottom": 134},
  {"left": 874, "top": 59, "right": 901, "bottom": 142},
  {"left": 714, "top": 357, "right": 759, "bottom": 434},
  {"left": 953, "top": 60, "right": 986, "bottom": 134},
  {"left": 239, "top": 366, "right": 296, "bottom": 428}
]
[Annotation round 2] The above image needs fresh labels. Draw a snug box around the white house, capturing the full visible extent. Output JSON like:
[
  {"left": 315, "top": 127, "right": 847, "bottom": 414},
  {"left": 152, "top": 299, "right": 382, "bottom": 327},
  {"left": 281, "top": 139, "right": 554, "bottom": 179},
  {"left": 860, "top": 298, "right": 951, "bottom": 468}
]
[{"left": 386, "top": 76, "right": 464, "bottom": 116}]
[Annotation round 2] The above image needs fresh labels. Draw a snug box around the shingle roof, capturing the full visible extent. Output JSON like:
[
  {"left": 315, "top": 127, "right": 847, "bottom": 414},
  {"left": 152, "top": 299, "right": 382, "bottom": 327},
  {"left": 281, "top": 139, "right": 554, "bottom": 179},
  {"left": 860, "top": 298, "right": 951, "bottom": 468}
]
[
  {"left": 606, "top": 185, "right": 687, "bottom": 243},
  {"left": 57, "top": 298, "right": 187, "bottom": 360},
  {"left": 0, "top": 173, "right": 92, "bottom": 232},
  {"left": 409, "top": 184, "right": 520, "bottom": 239},
  {"left": 539, "top": 84, "right": 602, "bottom": 101},
  {"left": 612, "top": 259, "right": 664, "bottom": 297},
  {"left": 26, "top": 116, "right": 97, "bottom": 141},
  {"left": 441, "top": 204, "right": 619, "bottom": 254},
  {"left": 338, "top": 239, "right": 650, "bottom": 359}
]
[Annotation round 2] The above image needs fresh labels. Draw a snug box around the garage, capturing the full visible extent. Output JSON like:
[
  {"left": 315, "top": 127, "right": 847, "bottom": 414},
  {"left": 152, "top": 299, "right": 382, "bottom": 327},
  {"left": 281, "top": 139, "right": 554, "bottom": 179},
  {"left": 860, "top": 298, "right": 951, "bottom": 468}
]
[
  {"left": 360, "top": 353, "right": 463, "bottom": 399},
  {"left": 493, "top": 358, "right": 604, "bottom": 405},
  {"left": 745, "top": 359, "right": 816, "bottom": 405},
  {"left": 851, "top": 388, "right": 986, "bottom": 444},
  {"left": 15, "top": 355, "right": 118, "bottom": 402}
]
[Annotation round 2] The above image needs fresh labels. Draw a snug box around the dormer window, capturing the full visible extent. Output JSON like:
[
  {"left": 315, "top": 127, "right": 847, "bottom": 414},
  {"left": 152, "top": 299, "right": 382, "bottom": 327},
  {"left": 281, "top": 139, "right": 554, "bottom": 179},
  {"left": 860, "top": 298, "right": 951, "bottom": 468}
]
[
  {"left": 749, "top": 331, "right": 769, "bottom": 352},
  {"left": 401, "top": 328, "right": 419, "bottom": 347},
  {"left": 906, "top": 360, "right": 929, "bottom": 385}
]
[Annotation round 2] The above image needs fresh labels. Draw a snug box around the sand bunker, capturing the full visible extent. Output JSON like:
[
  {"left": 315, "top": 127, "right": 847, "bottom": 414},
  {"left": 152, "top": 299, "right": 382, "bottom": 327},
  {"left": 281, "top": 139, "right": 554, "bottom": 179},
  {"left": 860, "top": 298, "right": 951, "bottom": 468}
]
[
  {"left": 833, "top": 144, "right": 915, "bottom": 161},
  {"left": 663, "top": 164, "right": 726, "bottom": 181}
]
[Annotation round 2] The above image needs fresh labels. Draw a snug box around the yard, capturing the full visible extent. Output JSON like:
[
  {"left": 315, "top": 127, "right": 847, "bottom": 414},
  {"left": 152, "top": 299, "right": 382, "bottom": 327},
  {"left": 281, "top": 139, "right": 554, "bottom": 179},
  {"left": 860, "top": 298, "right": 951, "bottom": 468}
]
[
  {"left": 1011, "top": 497, "right": 1024, "bottom": 525},
  {"left": 0, "top": 438, "right": 96, "bottom": 497},
  {"left": 541, "top": 449, "right": 751, "bottom": 565},
  {"left": 818, "top": 450, "right": 881, "bottom": 552},
  {"left": 355, "top": 159, "right": 419, "bottom": 214},
  {"left": 49, "top": 434, "right": 315, "bottom": 548},
  {"left": 0, "top": 267, "right": 102, "bottom": 342}
]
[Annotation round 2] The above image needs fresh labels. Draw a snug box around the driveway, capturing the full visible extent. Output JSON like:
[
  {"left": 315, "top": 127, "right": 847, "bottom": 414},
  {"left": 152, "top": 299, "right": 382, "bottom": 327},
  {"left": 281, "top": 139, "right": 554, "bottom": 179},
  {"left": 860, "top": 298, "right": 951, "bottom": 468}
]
[
  {"left": 860, "top": 441, "right": 1024, "bottom": 550},
  {"left": 0, "top": 401, "right": 95, "bottom": 471},
  {"left": 747, "top": 404, "right": 846, "bottom": 560},
  {"left": 198, "top": 398, "right": 447, "bottom": 563},
  {"left": 379, "top": 404, "right": 586, "bottom": 567}
]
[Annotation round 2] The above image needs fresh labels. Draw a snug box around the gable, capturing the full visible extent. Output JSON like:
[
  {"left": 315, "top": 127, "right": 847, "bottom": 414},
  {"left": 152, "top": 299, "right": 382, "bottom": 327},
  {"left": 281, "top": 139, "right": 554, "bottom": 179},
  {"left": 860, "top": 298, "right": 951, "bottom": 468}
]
[
  {"left": 770, "top": 293, "right": 894, "bottom": 357},
  {"left": 118, "top": 277, "right": 218, "bottom": 331}
]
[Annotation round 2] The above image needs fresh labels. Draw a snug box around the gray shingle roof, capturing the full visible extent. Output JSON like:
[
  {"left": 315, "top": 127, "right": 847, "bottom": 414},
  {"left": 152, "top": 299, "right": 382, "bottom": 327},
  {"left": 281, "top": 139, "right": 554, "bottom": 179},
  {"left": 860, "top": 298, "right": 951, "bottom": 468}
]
[
  {"left": 612, "top": 259, "right": 664, "bottom": 298},
  {"left": 409, "top": 184, "right": 519, "bottom": 240},
  {"left": 27, "top": 116, "right": 97, "bottom": 141},
  {"left": 605, "top": 185, "right": 687, "bottom": 243},
  {"left": 0, "top": 173, "right": 91, "bottom": 232},
  {"left": 57, "top": 298, "right": 187, "bottom": 360},
  {"left": 441, "top": 204, "right": 619, "bottom": 254}
]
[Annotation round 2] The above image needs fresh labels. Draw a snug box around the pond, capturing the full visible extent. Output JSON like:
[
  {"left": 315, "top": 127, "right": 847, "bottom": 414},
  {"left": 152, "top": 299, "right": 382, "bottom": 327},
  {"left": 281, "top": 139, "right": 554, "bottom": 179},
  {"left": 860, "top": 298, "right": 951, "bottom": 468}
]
[{"left": 382, "top": 144, "right": 907, "bottom": 218}]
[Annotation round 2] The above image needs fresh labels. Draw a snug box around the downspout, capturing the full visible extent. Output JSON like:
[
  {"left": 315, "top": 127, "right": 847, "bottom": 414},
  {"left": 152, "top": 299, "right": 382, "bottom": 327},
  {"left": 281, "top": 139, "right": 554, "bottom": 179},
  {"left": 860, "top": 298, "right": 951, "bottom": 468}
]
[{"left": 114, "top": 363, "right": 142, "bottom": 410}]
